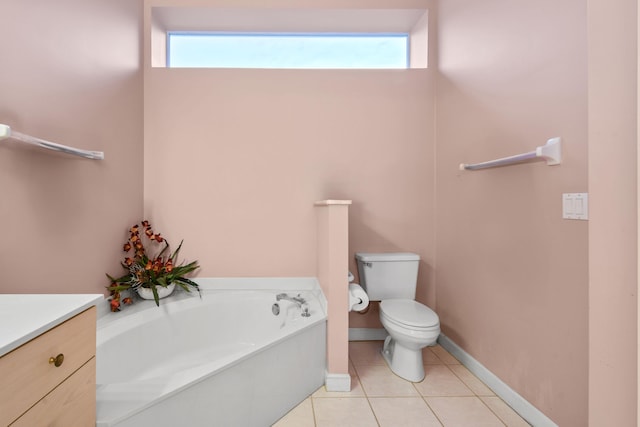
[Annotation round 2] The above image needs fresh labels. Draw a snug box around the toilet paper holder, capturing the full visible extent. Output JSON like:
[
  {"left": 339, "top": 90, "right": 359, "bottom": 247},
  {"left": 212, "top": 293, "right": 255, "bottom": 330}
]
[{"left": 348, "top": 283, "right": 369, "bottom": 312}]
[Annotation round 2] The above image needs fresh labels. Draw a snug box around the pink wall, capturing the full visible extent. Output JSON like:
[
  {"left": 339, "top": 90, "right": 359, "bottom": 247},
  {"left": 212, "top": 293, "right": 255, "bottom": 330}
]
[
  {"left": 588, "top": 0, "right": 638, "bottom": 424},
  {"left": 435, "top": 0, "right": 589, "bottom": 425},
  {"left": 143, "top": 1, "right": 437, "bottom": 299},
  {"left": 0, "top": 0, "right": 143, "bottom": 294},
  {"left": 143, "top": 66, "right": 435, "bottom": 287}
]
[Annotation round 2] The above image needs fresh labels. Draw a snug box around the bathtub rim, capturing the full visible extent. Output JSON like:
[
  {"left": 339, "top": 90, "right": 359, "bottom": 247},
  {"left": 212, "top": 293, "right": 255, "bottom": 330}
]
[{"left": 96, "top": 277, "right": 327, "bottom": 320}]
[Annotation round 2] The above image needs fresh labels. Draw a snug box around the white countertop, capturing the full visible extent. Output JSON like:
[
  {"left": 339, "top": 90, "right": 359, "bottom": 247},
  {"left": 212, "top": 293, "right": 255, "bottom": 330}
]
[{"left": 0, "top": 294, "right": 104, "bottom": 357}]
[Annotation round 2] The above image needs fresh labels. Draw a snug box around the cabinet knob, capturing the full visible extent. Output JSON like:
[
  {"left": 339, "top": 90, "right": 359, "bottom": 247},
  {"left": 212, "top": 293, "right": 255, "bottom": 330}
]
[{"left": 48, "top": 353, "right": 64, "bottom": 367}]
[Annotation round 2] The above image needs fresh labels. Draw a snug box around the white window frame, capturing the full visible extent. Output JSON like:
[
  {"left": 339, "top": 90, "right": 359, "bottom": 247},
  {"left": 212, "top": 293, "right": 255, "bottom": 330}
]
[
  {"left": 166, "top": 31, "right": 410, "bottom": 69},
  {"left": 151, "top": 8, "right": 429, "bottom": 69}
]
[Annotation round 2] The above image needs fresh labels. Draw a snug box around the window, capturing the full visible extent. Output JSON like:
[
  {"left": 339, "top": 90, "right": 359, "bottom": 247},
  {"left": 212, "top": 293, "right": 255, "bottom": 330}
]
[
  {"left": 167, "top": 32, "right": 409, "bottom": 69},
  {"left": 152, "top": 8, "right": 428, "bottom": 69}
]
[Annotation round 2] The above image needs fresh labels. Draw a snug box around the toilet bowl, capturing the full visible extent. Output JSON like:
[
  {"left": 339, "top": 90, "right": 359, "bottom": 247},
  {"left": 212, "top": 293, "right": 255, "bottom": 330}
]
[
  {"left": 379, "top": 299, "right": 440, "bottom": 382},
  {"left": 355, "top": 252, "right": 441, "bottom": 383}
]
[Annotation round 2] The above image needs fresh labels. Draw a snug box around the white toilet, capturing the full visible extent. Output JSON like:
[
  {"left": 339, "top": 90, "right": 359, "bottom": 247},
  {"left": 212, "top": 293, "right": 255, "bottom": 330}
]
[{"left": 356, "top": 252, "right": 440, "bottom": 382}]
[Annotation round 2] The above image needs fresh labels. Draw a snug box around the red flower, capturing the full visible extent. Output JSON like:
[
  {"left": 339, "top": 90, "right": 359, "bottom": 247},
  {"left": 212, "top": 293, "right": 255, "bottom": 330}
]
[{"left": 107, "top": 220, "right": 200, "bottom": 312}]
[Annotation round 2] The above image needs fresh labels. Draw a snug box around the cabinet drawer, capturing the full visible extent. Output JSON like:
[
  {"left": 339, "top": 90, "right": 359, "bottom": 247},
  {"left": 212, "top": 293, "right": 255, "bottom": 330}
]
[
  {"left": 11, "top": 358, "right": 96, "bottom": 427},
  {"left": 0, "top": 307, "right": 96, "bottom": 425}
]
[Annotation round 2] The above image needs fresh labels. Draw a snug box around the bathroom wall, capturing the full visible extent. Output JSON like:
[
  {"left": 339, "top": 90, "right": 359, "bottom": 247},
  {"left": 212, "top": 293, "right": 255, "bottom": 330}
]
[
  {"left": 143, "top": 0, "right": 437, "bottom": 316},
  {"left": 588, "top": 0, "right": 638, "bottom": 424},
  {"left": 435, "top": 0, "right": 588, "bottom": 425},
  {"left": 0, "top": 0, "right": 144, "bottom": 294}
]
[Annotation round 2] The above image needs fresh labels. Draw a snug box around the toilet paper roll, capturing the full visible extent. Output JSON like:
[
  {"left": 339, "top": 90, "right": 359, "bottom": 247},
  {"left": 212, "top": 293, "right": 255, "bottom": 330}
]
[{"left": 348, "top": 283, "right": 369, "bottom": 312}]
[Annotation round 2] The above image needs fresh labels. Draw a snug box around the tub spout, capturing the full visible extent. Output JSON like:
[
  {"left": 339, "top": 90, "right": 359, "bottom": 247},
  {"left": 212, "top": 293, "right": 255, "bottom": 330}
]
[
  {"left": 276, "top": 293, "right": 306, "bottom": 306},
  {"left": 276, "top": 293, "right": 310, "bottom": 317}
]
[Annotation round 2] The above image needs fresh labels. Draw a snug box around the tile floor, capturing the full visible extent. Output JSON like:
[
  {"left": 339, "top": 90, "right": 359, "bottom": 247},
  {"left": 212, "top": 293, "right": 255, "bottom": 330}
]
[{"left": 273, "top": 341, "right": 530, "bottom": 427}]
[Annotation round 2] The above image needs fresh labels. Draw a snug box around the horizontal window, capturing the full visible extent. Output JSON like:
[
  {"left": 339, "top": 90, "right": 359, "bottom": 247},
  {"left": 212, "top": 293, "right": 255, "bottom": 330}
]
[{"left": 167, "top": 32, "right": 409, "bottom": 69}]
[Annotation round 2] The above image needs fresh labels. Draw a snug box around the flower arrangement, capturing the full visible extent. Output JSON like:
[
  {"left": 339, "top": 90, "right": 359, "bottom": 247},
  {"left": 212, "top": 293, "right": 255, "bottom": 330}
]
[{"left": 107, "top": 220, "right": 200, "bottom": 311}]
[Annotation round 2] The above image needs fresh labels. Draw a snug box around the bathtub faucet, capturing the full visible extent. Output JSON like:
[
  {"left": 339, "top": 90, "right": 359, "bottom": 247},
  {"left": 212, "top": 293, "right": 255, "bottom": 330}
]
[{"left": 276, "top": 293, "right": 311, "bottom": 317}]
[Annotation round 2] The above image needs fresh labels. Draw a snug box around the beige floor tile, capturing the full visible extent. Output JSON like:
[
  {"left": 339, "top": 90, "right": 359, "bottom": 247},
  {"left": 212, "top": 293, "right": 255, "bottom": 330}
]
[
  {"left": 350, "top": 341, "right": 386, "bottom": 366},
  {"left": 369, "top": 397, "right": 443, "bottom": 427},
  {"left": 356, "top": 364, "right": 420, "bottom": 397},
  {"left": 313, "top": 397, "right": 378, "bottom": 427},
  {"left": 281, "top": 342, "right": 529, "bottom": 427},
  {"left": 481, "top": 396, "right": 531, "bottom": 427},
  {"left": 414, "top": 365, "right": 474, "bottom": 397},
  {"left": 272, "top": 397, "right": 315, "bottom": 427},
  {"left": 425, "top": 397, "right": 505, "bottom": 427},
  {"left": 449, "top": 364, "right": 495, "bottom": 396},
  {"left": 431, "top": 345, "right": 461, "bottom": 365},
  {"left": 423, "top": 347, "right": 444, "bottom": 364}
]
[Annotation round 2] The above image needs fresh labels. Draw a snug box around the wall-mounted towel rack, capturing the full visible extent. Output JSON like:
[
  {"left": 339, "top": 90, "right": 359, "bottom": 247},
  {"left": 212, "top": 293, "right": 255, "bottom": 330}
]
[
  {"left": 0, "top": 124, "right": 104, "bottom": 160},
  {"left": 459, "top": 137, "right": 561, "bottom": 171}
]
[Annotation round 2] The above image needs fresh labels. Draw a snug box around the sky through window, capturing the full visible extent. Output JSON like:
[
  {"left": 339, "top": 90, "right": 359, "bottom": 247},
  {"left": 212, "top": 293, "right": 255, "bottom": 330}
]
[{"left": 168, "top": 33, "right": 409, "bottom": 69}]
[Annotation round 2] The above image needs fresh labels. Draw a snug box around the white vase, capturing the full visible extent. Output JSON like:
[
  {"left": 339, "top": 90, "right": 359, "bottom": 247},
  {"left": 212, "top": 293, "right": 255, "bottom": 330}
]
[{"left": 137, "top": 283, "right": 175, "bottom": 300}]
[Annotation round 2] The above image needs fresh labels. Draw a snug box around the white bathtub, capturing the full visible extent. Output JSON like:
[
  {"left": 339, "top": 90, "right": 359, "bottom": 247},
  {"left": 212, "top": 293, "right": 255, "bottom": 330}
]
[{"left": 96, "top": 278, "right": 327, "bottom": 427}]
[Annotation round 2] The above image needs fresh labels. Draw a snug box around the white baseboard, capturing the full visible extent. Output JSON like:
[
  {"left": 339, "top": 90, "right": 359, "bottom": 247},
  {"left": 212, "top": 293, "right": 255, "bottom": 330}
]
[
  {"left": 348, "top": 328, "right": 388, "bottom": 341},
  {"left": 438, "top": 334, "right": 558, "bottom": 427},
  {"left": 325, "top": 372, "right": 351, "bottom": 392}
]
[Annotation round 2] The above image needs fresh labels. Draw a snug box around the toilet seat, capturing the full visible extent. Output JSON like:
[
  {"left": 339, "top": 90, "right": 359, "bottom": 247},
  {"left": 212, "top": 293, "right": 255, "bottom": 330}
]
[{"left": 380, "top": 299, "right": 439, "bottom": 330}]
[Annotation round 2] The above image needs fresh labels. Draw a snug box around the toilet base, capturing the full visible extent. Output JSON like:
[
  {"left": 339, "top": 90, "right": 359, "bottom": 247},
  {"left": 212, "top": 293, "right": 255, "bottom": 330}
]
[{"left": 381, "top": 336, "right": 425, "bottom": 382}]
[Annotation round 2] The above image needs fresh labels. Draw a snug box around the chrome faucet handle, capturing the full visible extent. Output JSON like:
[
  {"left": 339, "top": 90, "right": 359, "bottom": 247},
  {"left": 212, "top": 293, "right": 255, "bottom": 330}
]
[{"left": 275, "top": 293, "right": 309, "bottom": 317}]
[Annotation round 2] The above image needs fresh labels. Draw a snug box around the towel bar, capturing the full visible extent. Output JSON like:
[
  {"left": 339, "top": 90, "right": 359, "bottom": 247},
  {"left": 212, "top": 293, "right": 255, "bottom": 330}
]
[
  {"left": 459, "top": 137, "right": 561, "bottom": 171},
  {"left": 0, "top": 124, "right": 104, "bottom": 160}
]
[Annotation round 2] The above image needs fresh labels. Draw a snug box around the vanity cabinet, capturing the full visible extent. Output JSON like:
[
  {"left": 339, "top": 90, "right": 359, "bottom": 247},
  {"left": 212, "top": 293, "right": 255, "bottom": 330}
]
[{"left": 0, "top": 306, "right": 97, "bottom": 426}]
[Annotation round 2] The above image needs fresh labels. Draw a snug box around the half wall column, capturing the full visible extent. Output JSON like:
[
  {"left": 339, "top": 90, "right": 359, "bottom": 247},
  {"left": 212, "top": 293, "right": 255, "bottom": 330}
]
[{"left": 315, "top": 199, "right": 352, "bottom": 392}]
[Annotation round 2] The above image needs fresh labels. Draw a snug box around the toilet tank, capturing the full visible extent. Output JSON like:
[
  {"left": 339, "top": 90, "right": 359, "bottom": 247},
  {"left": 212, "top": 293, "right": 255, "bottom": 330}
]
[{"left": 355, "top": 252, "right": 420, "bottom": 301}]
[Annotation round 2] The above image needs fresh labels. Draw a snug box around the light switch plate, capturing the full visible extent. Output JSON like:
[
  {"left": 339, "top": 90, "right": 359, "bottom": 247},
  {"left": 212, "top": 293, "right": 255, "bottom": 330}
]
[{"left": 563, "top": 193, "right": 588, "bottom": 220}]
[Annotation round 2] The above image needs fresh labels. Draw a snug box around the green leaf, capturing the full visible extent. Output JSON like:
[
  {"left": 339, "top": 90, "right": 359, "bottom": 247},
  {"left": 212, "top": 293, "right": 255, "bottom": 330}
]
[
  {"left": 107, "top": 273, "right": 134, "bottom": 284},
  {"left": 174, "top": 277, "right": 202, "bottom": 298},
  {"left": 174, "top": 276, "right": 199, "bottom": 289},
  {"left": 157, "top": 240, "right": 171, "bottom": 258},
  {"left": 151, "top": 285, "right": 160, "bottom": 307},
  {"left": 171, "top": 240, "right": 184, "bottom": 261},
  {"left": 106, "top": 284, "right": 132, "bottom": 292},
  {"left": 175, "top": 281, "right": 191, "bottom": 292}
]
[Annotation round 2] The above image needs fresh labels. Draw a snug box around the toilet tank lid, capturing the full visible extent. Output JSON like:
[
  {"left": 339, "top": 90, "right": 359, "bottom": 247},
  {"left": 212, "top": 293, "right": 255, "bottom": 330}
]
[{"left": 356, "top": 252, "right": 420, "bottom": 262}]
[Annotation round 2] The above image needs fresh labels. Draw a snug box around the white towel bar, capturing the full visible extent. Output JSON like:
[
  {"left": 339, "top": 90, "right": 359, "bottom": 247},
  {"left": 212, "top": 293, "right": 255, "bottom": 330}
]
[
  {"left": 0, "top": 124, "right": 104, "bottom": 160},
  {"left": 459, "top": 137, "right": 561, "bottom": 171}
]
